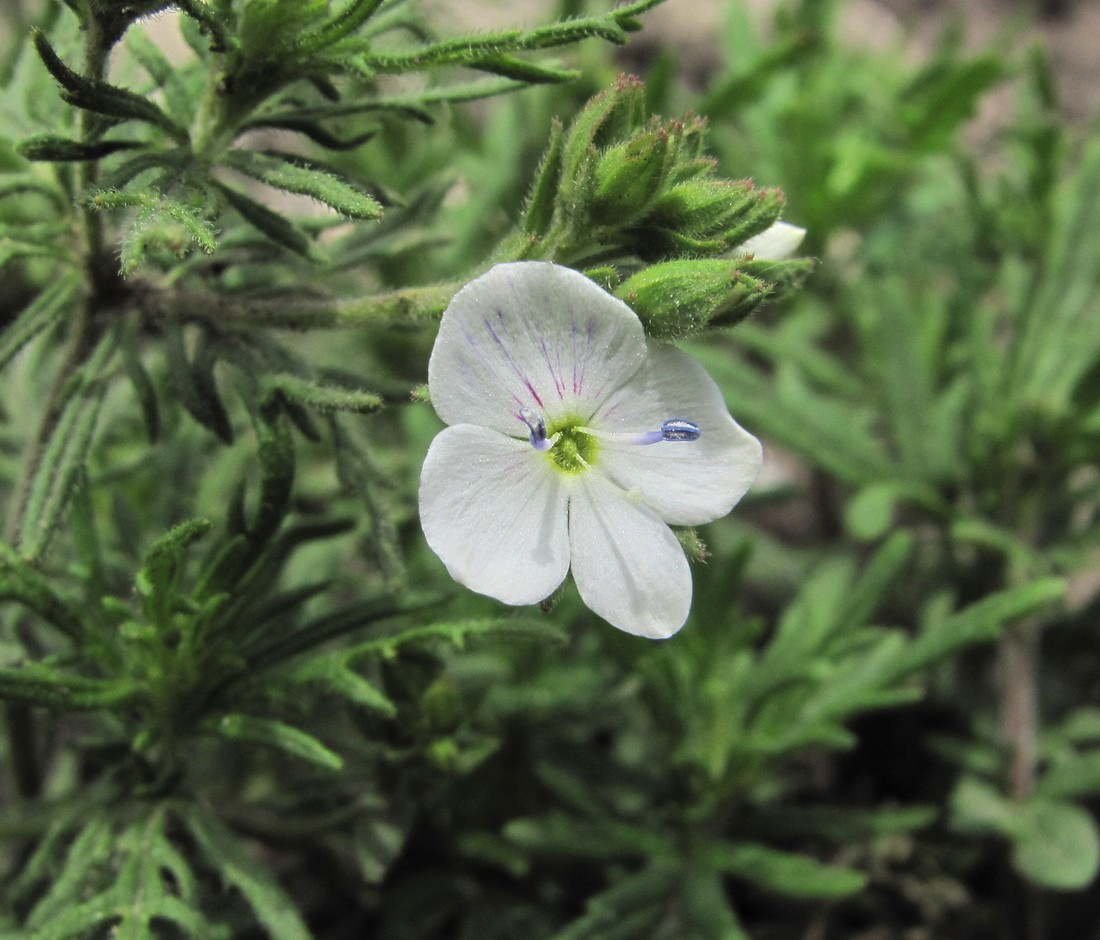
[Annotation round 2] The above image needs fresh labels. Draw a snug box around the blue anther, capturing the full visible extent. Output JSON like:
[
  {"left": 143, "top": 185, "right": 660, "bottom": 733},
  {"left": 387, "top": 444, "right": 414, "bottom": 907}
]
[
  {"left": 519, "top": 406, "right": 550, "bottom": 450},
  {"left": 660, "top": 419, "right": 701, "bottom": 442}
]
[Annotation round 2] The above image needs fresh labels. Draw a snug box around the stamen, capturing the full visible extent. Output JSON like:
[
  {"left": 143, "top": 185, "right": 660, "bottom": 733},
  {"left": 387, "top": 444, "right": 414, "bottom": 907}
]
[
  {"left": 578, "top": 418, "right": 702, "bottom": 446},
  {"left": 519, "top": 406, "right": 551, "bottom": 451},
  {"left": 660, "top": 419, "right": 702, "bottom": 442}
]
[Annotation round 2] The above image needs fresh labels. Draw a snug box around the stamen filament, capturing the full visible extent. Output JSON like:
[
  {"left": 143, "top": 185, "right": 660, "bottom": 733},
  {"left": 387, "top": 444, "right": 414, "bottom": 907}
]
[{"left": 575, "top": 418, "right": 701, "bottom": 446}]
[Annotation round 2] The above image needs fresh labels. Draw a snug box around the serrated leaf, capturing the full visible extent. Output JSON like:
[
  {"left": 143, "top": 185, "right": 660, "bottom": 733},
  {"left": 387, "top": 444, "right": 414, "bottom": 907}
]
[
  {"left": 207, "top": 713, "right": 343, "bottom": 769},
  {"left": 181, "top": 805, "right": 311, "bottom": 940},
  {"left": 225, "top": 149, "right": 382, "bottom": 220}
]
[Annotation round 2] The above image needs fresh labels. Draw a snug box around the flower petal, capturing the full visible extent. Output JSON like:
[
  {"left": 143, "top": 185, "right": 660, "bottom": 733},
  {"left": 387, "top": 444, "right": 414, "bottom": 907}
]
[
  {"left": 429, "top": 262, "right": 647, "bottom": 435},
  {"left": 592, "top": 345, "right": 762, "bottom": 526},
  {"left": 419, "top": 424, "right": 570, "bottom": 605},
  {"left": 736, "top": 220, "right": 806, "bottom": 260},
  {"left": 568, "top": 474, "right": 692, "bottom": 639}
]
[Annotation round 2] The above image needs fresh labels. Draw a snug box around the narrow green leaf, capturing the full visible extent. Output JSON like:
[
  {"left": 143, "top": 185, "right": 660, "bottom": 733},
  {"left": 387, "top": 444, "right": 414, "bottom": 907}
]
[
  {"left": 164, "top": 325, "right": 233, "bottom": 443},
  {"left": 1016, "top": 133, "right": 1100, "bottom": 407},
  {"left": 705, "top": 841, "right": 867, "bottom": 899},
  {"left": 17, "top": 135, "right": 143, "bottom": 162},
  {"left": 136, "top": 518, "right": 213, "bottom": 623},
  {"left": 26, "top": 818, "right": 115, "bottom": 929},
  {"left": 175, "top": 0, "right": 236, "bottom": 52},
  {"left": 287, "top": 655, "right": 396, "bottom": 716},
  {"left": 206, "top": 713, "right": 343, "bottom": 769},
  {"left": 524, "top": 118, "right": 564, "bottom": 236},
  {"left": 0, "top": 544, "right": 86, "bottom": 641},
  {"left": 248, "top": 593, "right": 430, "bottom": 671},
  {"left": 0, "top": 666, "right": 137, "bottom": 711},
  {"left": 180, "top": 805, "right": 311, "bottom": 940},
  {"left": 95, "top": 150, "right": 184, "bottom": 191},
  {"left": 215, "top": 181, "right": 322, "bottom": 259},
  {"left": 297, "top": 0, "right": 385, "bottom": 52},
  {"left": 20, "top": 357, "right": 112, "bottom": 562},
  {"left": 747, "top": 805, "right": 938, "bottom": 842},
  {"left": 889, "top": 578, "right": 1065, "bottom": 680},
  {"left": 0, "top": 276, "right": 78, "bottom": 373},
  {"left": 467, "top": 54, "right": 578, "bottom": 84},
  {"left": 33, "top": 31, "right": 185, "bottom": 140},
  {"left": 120, "top": 330, "right": 160, "bottom": 442},
  {"left": 505, "top": 814, "right": 674, "bottom": 860},
  {"left": 552, "top": 865, "right": 676, "bottom": 940},
  {"left": 246, "top": 116, "right": 375, "bottom": 150},
  {"left": 225, "top": 150, "right": 382, "bottom": 220},
  {"left": 680, "top": 866, "right": 751, "bottom": 940},
  {"left": 348, "top": 616, "right": 567, "bottom": 660},
  {"left": 248, "top": 400, "right": 295, "bottom": 547},
  {"left": 264, "top": 373, "right": 383, "bottom": 415},
  {"left": 836, "top": 531, "right": 913, "bottom": 627}
]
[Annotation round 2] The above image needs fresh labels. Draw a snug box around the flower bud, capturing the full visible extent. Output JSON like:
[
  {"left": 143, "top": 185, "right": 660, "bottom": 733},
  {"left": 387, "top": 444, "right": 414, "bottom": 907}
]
[
  {"left": 559, "top": 74, "right": 646, "bottom": 206},
  {"left": 648, "top": 179, "right": 762, "bottom": 238},
  {"left": 591, "top": 129, "right": 671, "bottom": 225},
  {"left": 615, "top": 260, "right": 771, "bottom": 339}
]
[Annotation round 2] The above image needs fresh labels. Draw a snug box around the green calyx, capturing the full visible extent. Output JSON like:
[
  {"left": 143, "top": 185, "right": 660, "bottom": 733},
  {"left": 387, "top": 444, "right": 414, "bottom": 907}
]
[{"left": 547, "top": 423, "right": 599, "bottom": 475}]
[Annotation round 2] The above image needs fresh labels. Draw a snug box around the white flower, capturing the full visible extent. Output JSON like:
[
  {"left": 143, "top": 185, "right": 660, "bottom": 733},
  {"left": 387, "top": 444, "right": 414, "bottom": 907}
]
[
  {"left": 418, "top": 261, "right": 762, "bottom": 639},
  {"left": 737, "top": 220, "right": 806, "bottom": 260}
]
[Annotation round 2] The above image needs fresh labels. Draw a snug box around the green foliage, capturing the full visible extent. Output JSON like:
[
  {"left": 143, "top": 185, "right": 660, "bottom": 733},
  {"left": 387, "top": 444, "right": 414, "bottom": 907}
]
[{"left": 3, "top": 0, "right": 1100, "bottom": 936}]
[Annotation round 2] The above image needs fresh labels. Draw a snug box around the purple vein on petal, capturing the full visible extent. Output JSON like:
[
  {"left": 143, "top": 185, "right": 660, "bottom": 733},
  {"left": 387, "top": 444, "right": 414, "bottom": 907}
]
[
  {"left": 575, "top": 316, "right": 596, "bottom": 396},
  {"left": 483, "top": 313, "right": 545, "bottom": 409},
  {"left": 540, "top": 336, "right": 566, "bottom": 400}
]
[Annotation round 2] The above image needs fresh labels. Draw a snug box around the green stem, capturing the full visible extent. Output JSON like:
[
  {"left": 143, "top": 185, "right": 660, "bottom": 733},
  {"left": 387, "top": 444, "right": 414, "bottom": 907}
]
[
  {"left": 136, "top": 282, "right": 458, "bottom": 331},
  {"left": 76, "top": 19, "right": 110, "bottom": 294}
]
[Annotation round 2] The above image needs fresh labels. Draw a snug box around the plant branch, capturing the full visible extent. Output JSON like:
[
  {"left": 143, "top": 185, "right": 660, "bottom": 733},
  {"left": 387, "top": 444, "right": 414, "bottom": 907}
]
[
  {"left": 134, "top": 281, "right": 458, "bottom": 331},
  {"left": 1000, "top": 619, "right": 1040, "bottom": 801}
]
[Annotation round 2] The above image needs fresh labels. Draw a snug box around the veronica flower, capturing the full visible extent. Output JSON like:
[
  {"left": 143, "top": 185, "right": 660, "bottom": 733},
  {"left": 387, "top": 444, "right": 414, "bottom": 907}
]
[{"left": 419, "top": 261, "right": 763, "bottom": 639}]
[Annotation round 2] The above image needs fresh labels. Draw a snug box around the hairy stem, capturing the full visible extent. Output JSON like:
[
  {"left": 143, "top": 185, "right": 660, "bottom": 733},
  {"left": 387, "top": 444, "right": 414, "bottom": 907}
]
[{"left": 136, "top": 282, "right": 458, "bottom": 331}]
